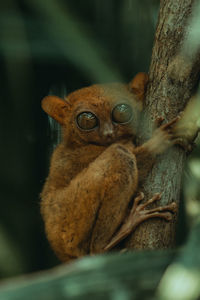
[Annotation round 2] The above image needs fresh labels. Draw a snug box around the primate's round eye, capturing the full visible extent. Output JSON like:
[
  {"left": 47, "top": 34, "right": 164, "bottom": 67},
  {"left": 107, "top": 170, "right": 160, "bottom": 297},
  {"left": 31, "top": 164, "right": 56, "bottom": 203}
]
[
  {"left": 112, "top": 103, "right": 133, "bottom": 124},
  {"left": 76, "top": 112, "right": 98, "bottom": 130}
]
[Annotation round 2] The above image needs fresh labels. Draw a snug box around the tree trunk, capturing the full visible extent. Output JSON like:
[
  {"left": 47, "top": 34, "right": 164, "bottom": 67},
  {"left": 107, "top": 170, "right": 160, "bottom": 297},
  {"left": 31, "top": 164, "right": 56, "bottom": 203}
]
[{"left": 125, "top": 0, "right": 200, "bottom": 249}]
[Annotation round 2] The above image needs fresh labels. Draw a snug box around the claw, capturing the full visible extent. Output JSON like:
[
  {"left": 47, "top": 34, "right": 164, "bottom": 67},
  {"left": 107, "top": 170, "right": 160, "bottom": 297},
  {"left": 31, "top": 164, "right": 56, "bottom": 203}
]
[
  {"left": 169, "top": 202, "right": 178, "bottom": 213},
  {"left": 138, "top": 193, "right": 161, "bottom": 210},
  {"left": 160, "top": 116, "right": 180, "bottom": 131},
  {"left": 134, "top": 192, "right": 144, "bottom": 205},
  {"left": 104, "top": 193, "right": 177, "bottom": 251},
  {"left": 161, "top": 212, "right": 173, "bottom": 221},
  {"left": 155, "top": 116, "right": 165, "bottom": 127}
]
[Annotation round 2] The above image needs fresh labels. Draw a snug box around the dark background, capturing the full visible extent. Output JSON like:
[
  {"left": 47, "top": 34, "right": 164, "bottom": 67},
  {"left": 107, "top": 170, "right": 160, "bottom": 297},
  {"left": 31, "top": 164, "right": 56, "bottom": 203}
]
[{"left": 0, "top": 0, "right": 199, "bottom": 279}]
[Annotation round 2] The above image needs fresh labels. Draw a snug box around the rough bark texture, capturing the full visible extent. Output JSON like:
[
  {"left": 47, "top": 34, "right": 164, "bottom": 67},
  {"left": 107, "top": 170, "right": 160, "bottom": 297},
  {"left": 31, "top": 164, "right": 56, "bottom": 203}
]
[{"left": 125, "top": 0, "right": 200, "bottom": 249}]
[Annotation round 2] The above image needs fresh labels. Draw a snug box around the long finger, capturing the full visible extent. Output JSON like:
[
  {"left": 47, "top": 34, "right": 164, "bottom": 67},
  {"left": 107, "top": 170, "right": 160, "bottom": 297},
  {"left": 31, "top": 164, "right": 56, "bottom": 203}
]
[{"left": 161, "top": 116, "right": 181, "bottom": 130}]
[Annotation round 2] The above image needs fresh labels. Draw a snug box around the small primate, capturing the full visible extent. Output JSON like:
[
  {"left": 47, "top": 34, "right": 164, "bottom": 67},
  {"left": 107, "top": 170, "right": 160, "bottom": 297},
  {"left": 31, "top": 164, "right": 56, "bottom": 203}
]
[{"left": 40, "top": 73, "right": 188, "bottom": 262}]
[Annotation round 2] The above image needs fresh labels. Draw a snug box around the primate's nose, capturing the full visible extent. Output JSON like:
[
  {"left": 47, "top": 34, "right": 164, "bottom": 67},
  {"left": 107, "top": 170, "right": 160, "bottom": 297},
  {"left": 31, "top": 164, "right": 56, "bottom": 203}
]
[{"left": 102, "top": 123, "right": 114, "bottom": 139}]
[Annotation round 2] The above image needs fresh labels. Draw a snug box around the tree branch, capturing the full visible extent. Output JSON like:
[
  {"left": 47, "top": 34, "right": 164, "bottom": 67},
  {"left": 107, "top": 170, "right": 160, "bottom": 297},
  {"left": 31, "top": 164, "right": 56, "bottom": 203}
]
[
  {"left": 0, "top": 251, "right": 175, "bottom": 300},
  {"left": 125, "top": 0, "right": 200, "bottom": 249},
  {"left": 0, "top": 220, "right": 199, "bottom": 300}
]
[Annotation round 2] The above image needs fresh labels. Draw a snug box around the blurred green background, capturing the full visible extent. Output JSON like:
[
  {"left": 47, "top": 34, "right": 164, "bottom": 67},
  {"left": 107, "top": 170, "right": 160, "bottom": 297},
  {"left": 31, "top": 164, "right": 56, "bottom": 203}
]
[{"left": 0, "top": 0, "right": 199, "bottom": 279}]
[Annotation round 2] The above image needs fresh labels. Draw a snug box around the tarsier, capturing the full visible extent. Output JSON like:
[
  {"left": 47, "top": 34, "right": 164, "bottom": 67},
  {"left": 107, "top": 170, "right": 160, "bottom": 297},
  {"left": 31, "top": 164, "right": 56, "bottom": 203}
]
[{"left": 41, "top": 73, "right": 194, "bottom": 262}]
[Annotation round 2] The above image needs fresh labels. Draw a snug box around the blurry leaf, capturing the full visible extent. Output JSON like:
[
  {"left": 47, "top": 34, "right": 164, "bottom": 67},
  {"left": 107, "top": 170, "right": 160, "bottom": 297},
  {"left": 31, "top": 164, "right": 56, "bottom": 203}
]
[
  {"left": 0, "top": 226, "right": 24, "bottom": 278},
  {"left": 182, "top": 0, "right": 200, "bottom": 58},
  {"left": 189, "top": 159, "right": 200, "bottom": 179},
  {"left": 158, "top": 220, "right": 200, "bottom": 300},
  {"left": 27, "top": 0, "right": 123, "bottom": 83}
]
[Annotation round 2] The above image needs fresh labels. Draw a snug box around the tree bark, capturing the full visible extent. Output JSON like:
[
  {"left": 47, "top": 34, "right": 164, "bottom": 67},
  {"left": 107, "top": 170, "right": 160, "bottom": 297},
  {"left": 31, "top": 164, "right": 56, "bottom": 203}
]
[{"left": 125, "top": 0, "right": 200, "bottom": 249}]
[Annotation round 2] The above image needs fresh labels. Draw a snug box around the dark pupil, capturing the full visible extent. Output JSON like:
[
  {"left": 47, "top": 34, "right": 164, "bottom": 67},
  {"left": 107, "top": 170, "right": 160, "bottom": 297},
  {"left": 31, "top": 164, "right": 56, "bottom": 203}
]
[
  {"left": 112, "top": 104, "right": 132, "bottom": 123},
  {"left": 77, "top": 112, "right": 98, "bottom": 130}
]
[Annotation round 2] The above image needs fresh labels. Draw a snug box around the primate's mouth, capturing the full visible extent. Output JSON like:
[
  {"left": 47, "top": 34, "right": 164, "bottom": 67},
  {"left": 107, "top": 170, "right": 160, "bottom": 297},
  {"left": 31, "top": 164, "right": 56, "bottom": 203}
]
[
  {"left": 90, "top": 134, "right": 134, "bottom": 147},
  {"left": 90, "top": 141, "right": 113, "bottom": 146}
]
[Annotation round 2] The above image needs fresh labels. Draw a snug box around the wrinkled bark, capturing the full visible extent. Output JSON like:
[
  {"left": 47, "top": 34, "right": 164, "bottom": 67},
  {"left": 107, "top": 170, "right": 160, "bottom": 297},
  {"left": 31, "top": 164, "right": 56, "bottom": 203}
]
[{"left": 126, "top": 0, "right": 200, "bottom": 249}]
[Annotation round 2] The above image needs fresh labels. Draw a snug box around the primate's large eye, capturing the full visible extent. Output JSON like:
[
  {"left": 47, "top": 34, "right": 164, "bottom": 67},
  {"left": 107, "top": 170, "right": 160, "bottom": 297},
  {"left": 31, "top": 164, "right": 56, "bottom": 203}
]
[
  {"left": 76, "top": 112, "right": 98, "bottom": 130},
  {"left": 112, "top": 103, "right": 133, "bottom": 124}
]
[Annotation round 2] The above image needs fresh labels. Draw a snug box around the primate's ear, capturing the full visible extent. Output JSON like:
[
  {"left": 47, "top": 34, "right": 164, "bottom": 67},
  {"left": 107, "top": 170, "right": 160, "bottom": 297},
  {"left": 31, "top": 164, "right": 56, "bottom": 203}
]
[
  {"left": 42, "top": 96, "right": 70, "bottom": 125},
  {"left": 129, "top": 72, "right": 149, "bottom": 105}
]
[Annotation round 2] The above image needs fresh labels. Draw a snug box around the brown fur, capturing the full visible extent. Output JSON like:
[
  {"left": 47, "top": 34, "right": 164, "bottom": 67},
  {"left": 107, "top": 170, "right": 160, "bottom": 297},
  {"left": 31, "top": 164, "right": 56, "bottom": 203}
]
[{"left": 40, "top": 73, "right": 178, "bottom": 262}]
